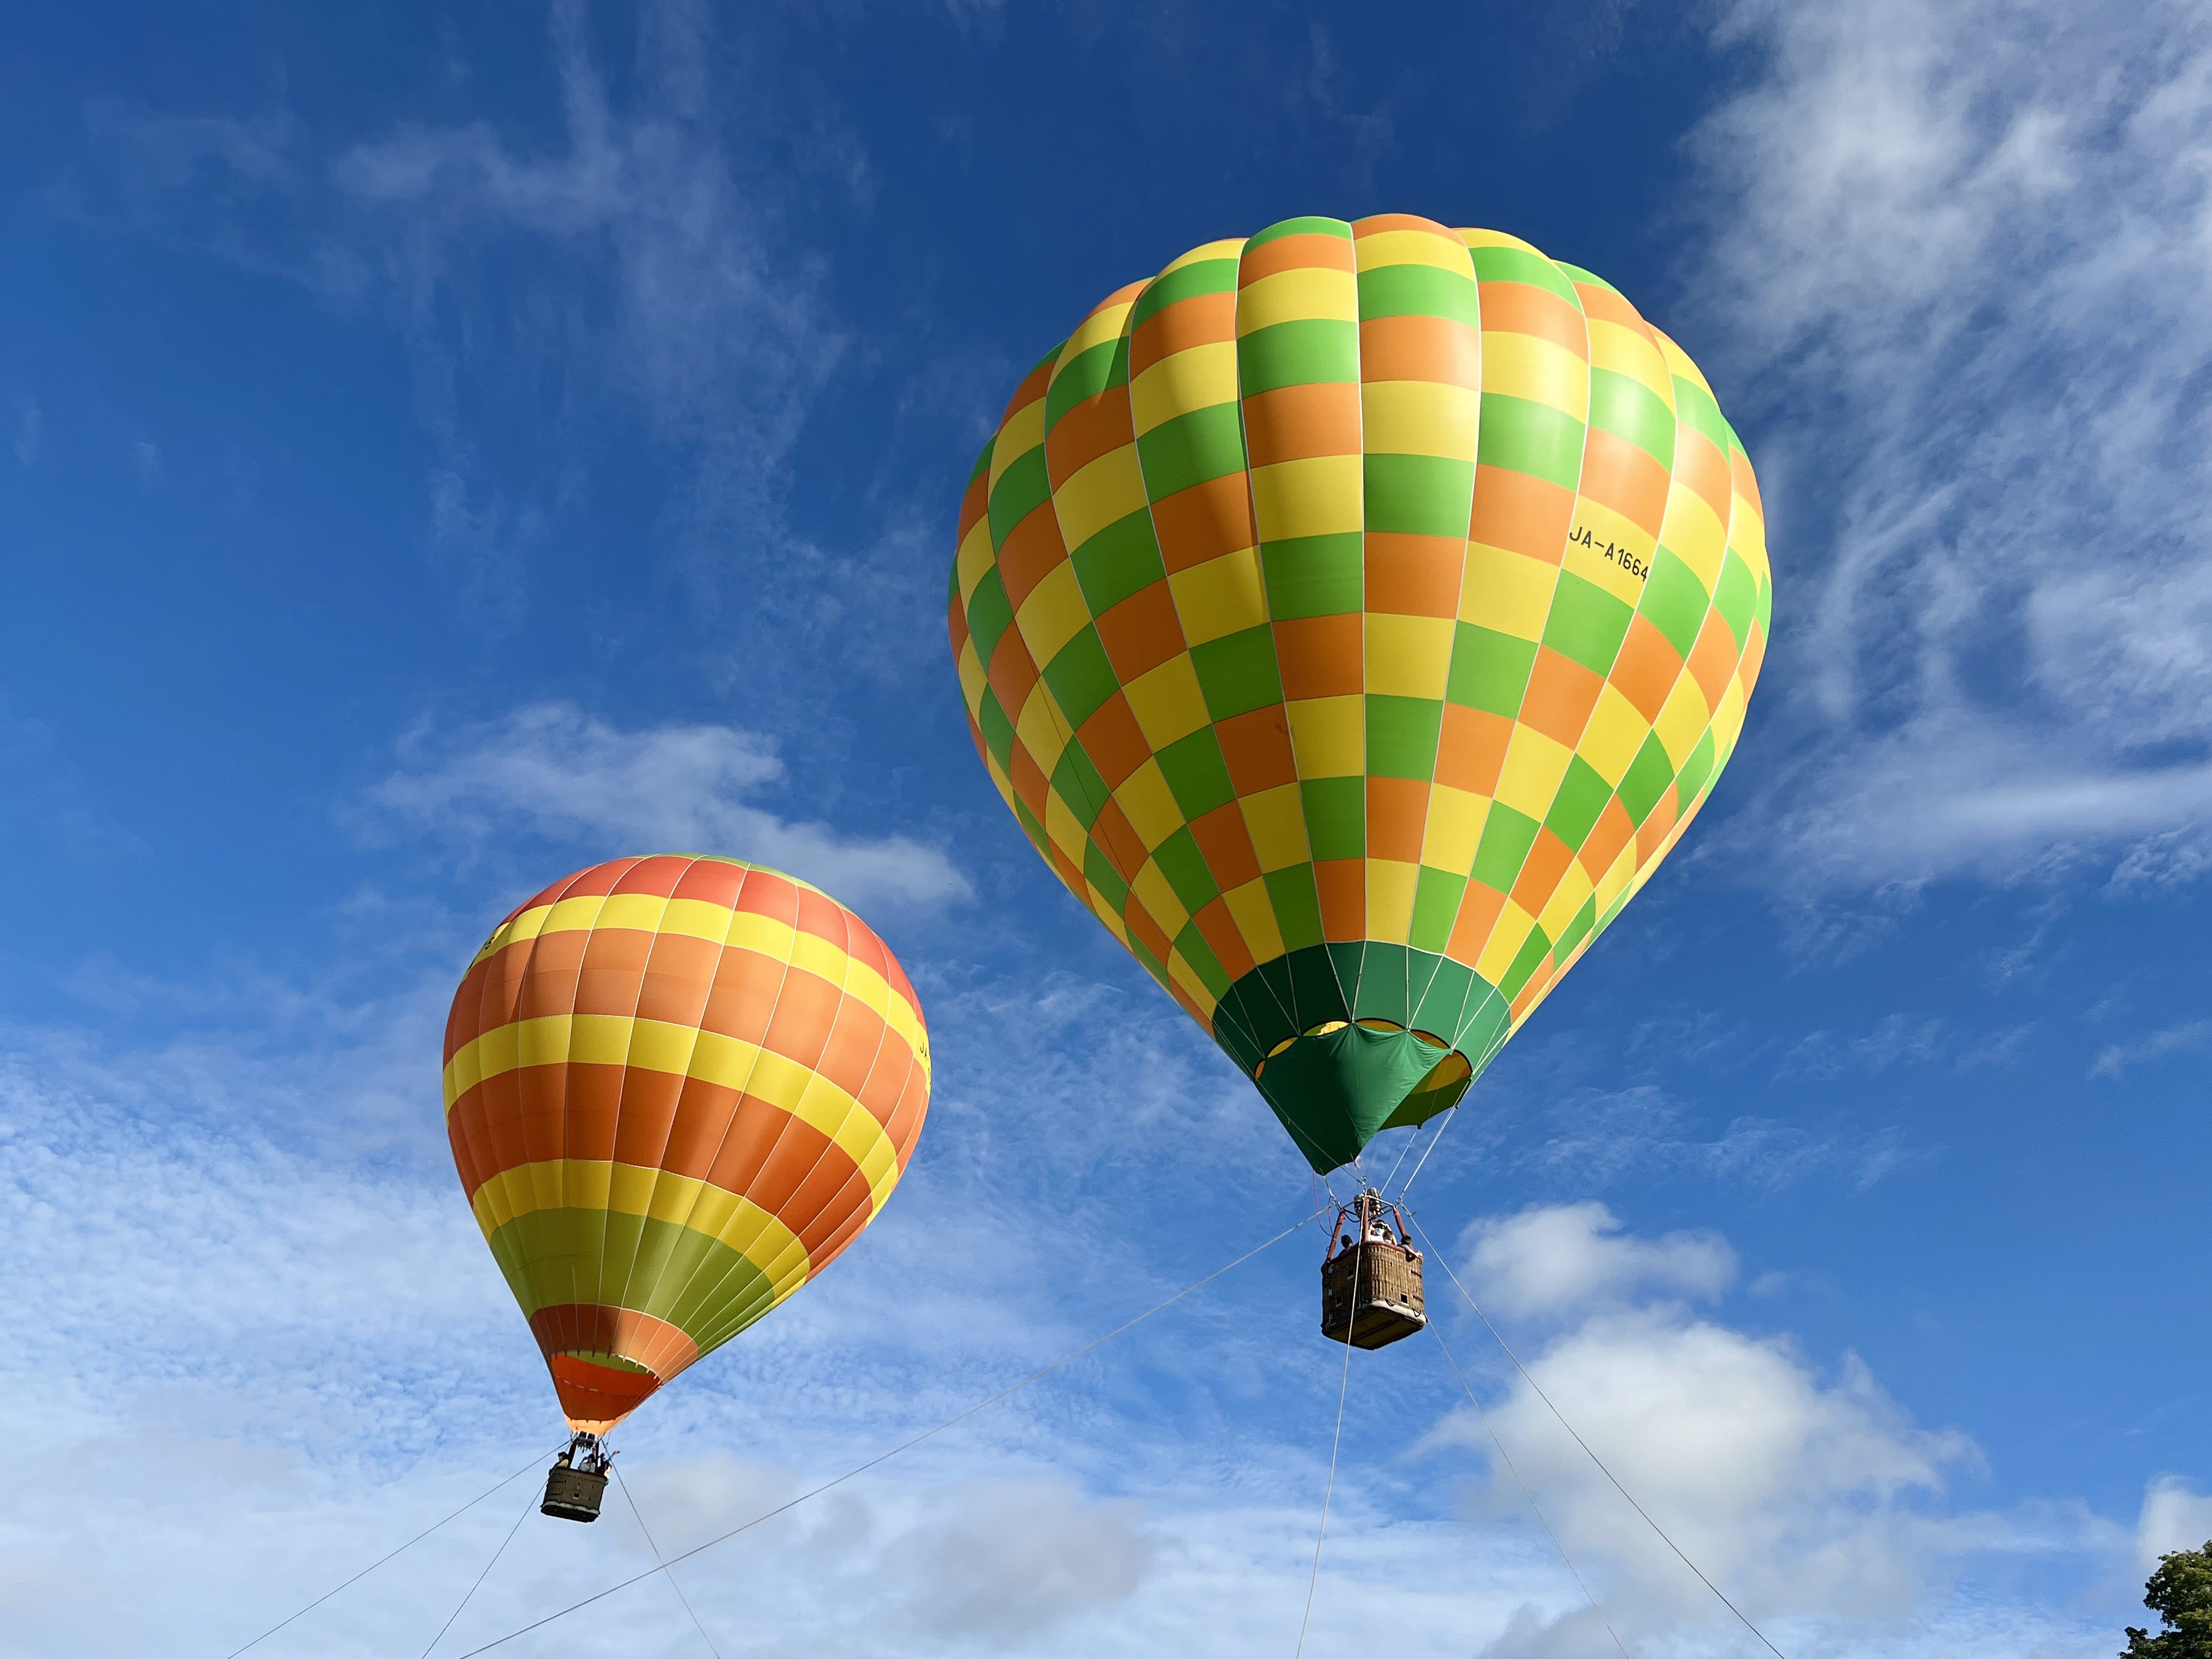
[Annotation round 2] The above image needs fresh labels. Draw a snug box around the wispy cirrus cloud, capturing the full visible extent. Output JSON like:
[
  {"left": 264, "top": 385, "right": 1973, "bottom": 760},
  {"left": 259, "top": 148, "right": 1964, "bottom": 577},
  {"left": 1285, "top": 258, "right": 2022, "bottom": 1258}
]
[
  {"left": 1688, "top": 0, "right": 2212, "bottom": 902},
  {"left": 365, "top": 701, "right": 970, "bottom": 913},
  {"left": 2089, "top": 1018, "right": 2212, "bottom": 1079}
]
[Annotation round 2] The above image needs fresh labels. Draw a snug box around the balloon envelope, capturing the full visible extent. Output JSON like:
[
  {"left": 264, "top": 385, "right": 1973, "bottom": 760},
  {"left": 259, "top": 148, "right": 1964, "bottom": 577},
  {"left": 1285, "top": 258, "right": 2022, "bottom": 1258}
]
[
  {"left": 948, "top": 216, "right": 1768, "bottom": 1173},
  {"left": 444, "top": 855, "right": 930, "bottom": 1431}
]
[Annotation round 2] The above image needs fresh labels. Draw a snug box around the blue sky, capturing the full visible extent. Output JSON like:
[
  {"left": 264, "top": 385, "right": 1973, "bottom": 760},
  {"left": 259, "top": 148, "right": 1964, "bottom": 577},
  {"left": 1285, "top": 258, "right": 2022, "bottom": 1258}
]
[{"left": 4, "top": 2, "right": 2210, "bottom": 1655}]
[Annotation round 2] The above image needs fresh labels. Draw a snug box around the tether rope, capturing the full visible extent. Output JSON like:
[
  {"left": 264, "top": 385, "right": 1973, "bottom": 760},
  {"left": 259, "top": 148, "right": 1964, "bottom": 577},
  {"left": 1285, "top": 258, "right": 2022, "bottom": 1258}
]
[
  {"left": 418, "top": 1485, "right": 534, "bottom": 1658},
  {"left": 1293, "top": 1244, "right": 1359, "bottom": 1659},
  {"left": 1410, "top": 1217, "right": 1789, "bottom": 1659},
  {"left": 452, "top": 1209, "right": 1321, "bottom": 1659},
  {"left": 217, "top": 1445, "right": 558, "bottom": 1659},
  {"left": 613, "top": 1461, "right": 725, "bottom": 1659},
  {"left": 1428, "top": 1321, "right": 1628, "bottom": 1659}
]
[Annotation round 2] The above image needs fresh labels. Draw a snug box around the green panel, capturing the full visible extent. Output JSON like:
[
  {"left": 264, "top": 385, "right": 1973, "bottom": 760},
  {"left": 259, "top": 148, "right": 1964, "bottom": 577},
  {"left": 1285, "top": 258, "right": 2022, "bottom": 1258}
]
[
  {"left": 1466, "top": 245, "right": 1579, "bottom": 302},
  {"left": 1544, "top": 755, "right": 1614, "bottom": 849},
  {"left": 1136, "top": 402, "right": 1249, "bottom": 498},
  {"left": 1551, "top": 261, "right": 1618, "bottom": 297},
  {"left": 1555, "top": 895, "right": 1599, "bottom": 959},
  {"left": 1476, "top": 394, "right": 1585, "bottom": 490},
  {"left": 1132, "top": 256, "right": 1240, "bottom": 328},
  {"left": 1471, "top": 802, "right": 1541, "bottom": 891},
  {"left": 1356, "top": 262, "right": 1480, "bottom": 324},
  {"left": 1285, "top": 941, "right": 1350, "bottom": 1026},
  {"left": 1261, "top": 533, "right": 1364, "bottom": 618},
  {"left": 1364, "top": 453, "right": 1475, "bottom": 537},
  {"left": 1041, "top": 627, "right": 1119, "bottom": 730},
  {"left": 1452, "top": 985, "right": 1510, "bottom": 1067},
  {"left": 1071, "top": 512, "right": 1167, "bottom": 615},
  {"left": 1155, "top": 727, "right": 1238, "bottom": 818},
  {"left": 1189, "top": 625, "right": 1284, "bottom": 720},
  {"left": 1541, "top": 572, "right": 1635, "bottom": 675},
  {"left": 1500, "top": 925, "right": 1553, "bottom": 997},
  {"left": 1668, "top": 375, "right": 1730, "bottom": 454},
  {"left": 1012, "top": 797, "right": 1049, "bottom": 856},
  {"left": 1367, "top": 695, "right": 1444, "bottom": 781},
  {"left": 964, "top": 569, "right": 1015, "bottom": 668},
  {"left": 1125, "top": 926, "right": 1169, "bottom": 987},
  {"left": 1588, "top": 367, "right": 1676, "bottom": 470},
  {"left": 1410, "top": 955, "right": 1481, "bottom": 1042},
  {"left": 1640, "top": 550, "right": 1711, "bottom": 660},
  {"left": 488, "top": 1209, "right": 774, "bottom": 1348},
  {"left": 1410, "top": 865, "right": 1468, "bottom": 952},
  {"left": 1248, "top": 215, "right": 1351, "bottom": 248},
  {"left": 1300, "top": 776, "right": 1366, "bottom": 861},
  {"left": 1351, "top": 942, "right": 1415, "bottom": 1025},
  {"left": 1264, "top": 865, "right": 1326, "bottom": 953},
  {"left": 1211, "top": 988, "right": 1268, "bottom": 1072},
  {"left": 1046, "top": 339, "right": 1121, "bottom": 434},
  {"left": 1050, "top": 741, "right": 1110, "bottom": 826},
  {"left": 1238, "top": 319, "right": 1359, "bottom": 393},
  {"left": 1711, "top": 550, "right": 1758, "bottom": 646},
  {"left": 987, "top": 447, "right": 1052, "bottom": 550},
  {"left": 977, "top": 689, "right": 1016, "bottom": 770},
  {"left": 1152, "top": 827, "right": 1222, "bottom": 915},
  {"left": 1675, "top": 728, "right": 1718, "bottom": 808},
  {"left": 1617, "top": 734, "right": 1676, "bottom": 825},
  {"left": 1447, "top": 623, "right": 1539, "bottom": 716},
  {"left": 1172, "top": 919, "right": 1232, "bottom": 998},
  {"left": 1083, "top": 842, "right": 1130, "bottom": 910}
]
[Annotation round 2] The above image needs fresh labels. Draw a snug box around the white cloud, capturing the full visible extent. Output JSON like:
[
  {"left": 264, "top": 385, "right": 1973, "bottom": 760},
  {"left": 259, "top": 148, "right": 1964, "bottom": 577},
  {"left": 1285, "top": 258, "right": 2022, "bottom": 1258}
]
[
  {"left": 1463, "top": 1202, "right": 1736, "bottom": 1320},
  {"left": 367, "top": 701, "right": 969, "bottom": 913},
  {"left": 2090, "top": 1018, "right": 2212, "bottom": 1079},
  {"left": 1688, "top": 0, "right": 2212, "bottom": 896},
  {"left": 886, "top": 1478, "right": 1155, "bottom": 1639},
  {"left": 2136, "top": 1475, "right": 2212, "bottom": 1571}
]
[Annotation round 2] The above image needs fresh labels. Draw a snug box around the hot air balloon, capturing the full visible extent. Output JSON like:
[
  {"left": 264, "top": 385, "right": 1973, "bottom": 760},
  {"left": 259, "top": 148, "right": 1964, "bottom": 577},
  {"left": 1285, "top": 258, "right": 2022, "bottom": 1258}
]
[
  {"left": 444, "top": 854, "right": 930, "bottom": 1516},
  {"left": 947, "top": 216, "right": 1768, "bottom": 1343}
]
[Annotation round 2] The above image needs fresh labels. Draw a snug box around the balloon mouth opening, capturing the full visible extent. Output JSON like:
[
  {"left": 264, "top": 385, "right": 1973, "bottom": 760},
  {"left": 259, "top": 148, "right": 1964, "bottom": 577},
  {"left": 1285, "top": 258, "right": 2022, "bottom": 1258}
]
[{"left": 1253, "top": 1018, "right": 1471, "bottom": 1096}]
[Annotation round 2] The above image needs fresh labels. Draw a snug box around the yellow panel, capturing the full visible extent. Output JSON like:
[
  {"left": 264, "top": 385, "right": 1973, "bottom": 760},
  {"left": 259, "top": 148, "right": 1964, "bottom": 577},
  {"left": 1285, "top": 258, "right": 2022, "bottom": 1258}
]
[
  {"left": 1476, "top": 900, "right": 1538, "bottom": 983},
  {"left": 1014, "top": 560, "right": 1089, "bottom": 666},
  {"left": 1237, "top": 267, "right": 1358, "bottom": 333},
  {"left": 1365, "top": 858, "right": 1419, "bottom": 944},
  {"left": 1361, "top": 380, "right": 1478, "bottom": 459},
  {"left": 1043, "top": 790, "right": 1090, "bottom": 864},
  {"left": 1242, "top": 784, "right": 1312, "bottom": 871},
  {"left": 1063, "top": 298, "right": 1136, "bottom": 361},
  {"left": 1494, "top": 727, "right": 1574, "bottom": 822},
  {"left": 1537, "top": 859, "right": 1595, "bottom": 940},
  {"left": 1115, "top": 758, "right": 1186, "bottom": 850},
  {"left": 1014, "top": 684, "right": 1072, "bottom": 775},
  {"left": 1165, "top": 947, "right": 1217, "bottom": 1016},
  {"left": 1364, "top": 614, "right": 1454, "bottom": 698},
  {"left": 1593, "top": 838, "right": 1638, "bottom": 915},
  {"left": 1162, "top": 238, "right": 1248, "bottom": 274},
  {"left": 1130, "top": 342, "right": 1238, "bottom": 435},
  {"left": 1477, "top": 334, "right": 1589, "bottom": 420},
  {"left": 988, "top": 405, "right": 1045, "bottom": 491},
  {"left": 1652, "top": 327, "right": 1716, "bottom": 399},
  {"left": 1460, "top": 543, "right": 1559, "bottom": 638},
  {"left": 1286, "top": 695, "right": 1364, "bottom": 776},
  {"left": 1249, "top": 455, "right": 1364, "bottom": 539},
  {"left": 1355, "top": 228, "right": 1473, "bottom": 273},
  {"left": 1456, "top": 227, "right": 1543, "bottom": 256},
  {"left": 1562, "top": 500, "right": 1654, "bottom": 607},
  {"left": 1710, "top": 676, "right": 1748, "bottom": 755},
  {"left": 1222, "top": 876, "right": 1288, "bottom": 964},
  {"left": 1585, "top": 317, "right": 1671, "bottom": 398},
  {"left": 1420, "top": 786, "right": 1488, "bottom": 873},
  {"left": 1130, "top": 859, "right": 1191, "bottom": 937},
  {"left": 1654, "top": 675, "right": 1713, "bottom": 768},
  {"left": 1052, "top": 444, "right": 1148, "bottom": 552},
  {"left": 1655, "top": 477, "right": 1728, "bottom": 589},
  {"left": 1168, "top": 549, "right": 1268, "bottom": 645},
  {"left": 956, "top": 518, "right": 996, "bottom": 602},
  {"left": 1578, "top": 684, "right": 1651, "bottom": 788},
  {"left": 1123, "top": 654, "right": 1212, "bottom": 748}
]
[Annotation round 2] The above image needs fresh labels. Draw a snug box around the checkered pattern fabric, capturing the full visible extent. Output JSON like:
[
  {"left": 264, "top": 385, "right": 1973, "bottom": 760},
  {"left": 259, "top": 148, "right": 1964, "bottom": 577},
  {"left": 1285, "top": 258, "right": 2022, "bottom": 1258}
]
[{"left": 948, "top": 216, "right": 1770, "bottom": 1173}]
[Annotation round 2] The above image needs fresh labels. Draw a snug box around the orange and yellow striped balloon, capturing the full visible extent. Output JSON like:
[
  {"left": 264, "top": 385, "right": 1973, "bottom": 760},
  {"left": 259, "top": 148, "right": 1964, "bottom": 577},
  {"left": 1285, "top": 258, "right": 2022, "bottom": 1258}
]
[{"left": 444, "top": 855, "right": 930, "bottom": 1432}]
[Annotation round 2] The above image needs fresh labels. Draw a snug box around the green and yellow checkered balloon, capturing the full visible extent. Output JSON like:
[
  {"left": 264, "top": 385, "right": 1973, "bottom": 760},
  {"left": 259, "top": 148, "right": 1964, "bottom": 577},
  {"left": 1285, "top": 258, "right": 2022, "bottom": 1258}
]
[{"left": 948, "top": 215, "right": 1770, "bottom": 1174}]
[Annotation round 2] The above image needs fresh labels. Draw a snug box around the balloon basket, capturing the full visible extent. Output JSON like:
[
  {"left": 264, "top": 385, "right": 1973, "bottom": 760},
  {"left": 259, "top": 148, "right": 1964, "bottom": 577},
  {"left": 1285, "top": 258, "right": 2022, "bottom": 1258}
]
[
  {"left": 541, "top": 1433, "right": 611, "bottom": 1523},
  {"left": 1320, "top": 1190, "right": 1426, "bottom": 1350}
]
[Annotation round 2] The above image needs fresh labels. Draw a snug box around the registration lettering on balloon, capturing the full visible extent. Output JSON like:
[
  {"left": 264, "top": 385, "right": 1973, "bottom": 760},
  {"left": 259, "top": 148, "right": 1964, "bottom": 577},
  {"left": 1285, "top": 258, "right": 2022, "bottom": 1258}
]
[{"left": 948, "top": 216, "right": 1769, "bottom": 1177}]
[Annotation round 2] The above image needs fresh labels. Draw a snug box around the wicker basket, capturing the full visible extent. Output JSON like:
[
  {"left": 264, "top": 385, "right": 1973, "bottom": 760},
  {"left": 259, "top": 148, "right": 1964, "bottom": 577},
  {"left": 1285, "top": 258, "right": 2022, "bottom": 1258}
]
[
  {"left": 541, "top": 1462, "right": 608, "bottom": 1523},
  {"left": 1321, "top": 1235, "right": 1427, "bottom": 1349}
]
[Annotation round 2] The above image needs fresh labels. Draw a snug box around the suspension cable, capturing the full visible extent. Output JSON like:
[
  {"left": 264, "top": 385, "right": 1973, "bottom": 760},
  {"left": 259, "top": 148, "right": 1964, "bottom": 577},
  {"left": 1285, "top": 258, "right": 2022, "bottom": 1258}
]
[
  {"left": 1409, "top": 1217, "right": 1788, "bottom": 1659},
  {"left": 1428, "top": 1321, "right": 1628, "bottom": 1659},
  {"left": 418, "top": 1485, "right": 534, "bottom": 1658},
  {"left": 217, "top": 1445, "right": 559, "bottom": 1659},
  {"left": 1294, "top": 1244, "right": 1359, "bottom": 1658},
  {"left": 452, "top": 1209, "right": 1321, "bottom": 1659},
  {"left": 613, "top": 1461, "right": 725, "bottom": 1659}
]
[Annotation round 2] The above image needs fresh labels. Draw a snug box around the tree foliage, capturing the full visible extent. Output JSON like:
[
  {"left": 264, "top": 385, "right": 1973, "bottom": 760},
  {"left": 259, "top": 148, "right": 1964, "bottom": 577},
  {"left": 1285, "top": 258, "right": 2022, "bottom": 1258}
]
[{"left": 2126, "top": 1540, "right": 2212, "bottom": 1658}]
